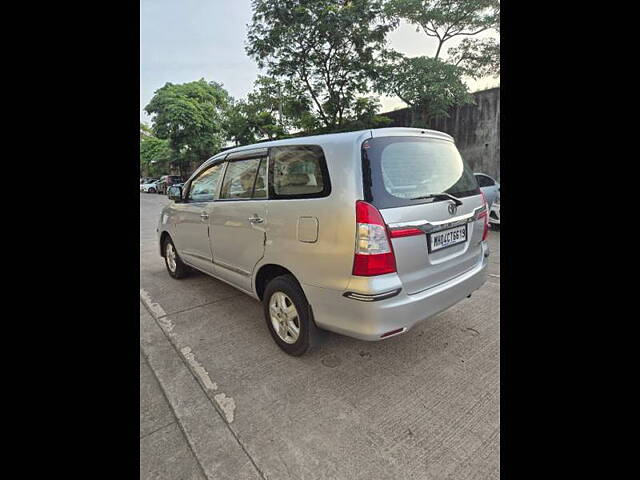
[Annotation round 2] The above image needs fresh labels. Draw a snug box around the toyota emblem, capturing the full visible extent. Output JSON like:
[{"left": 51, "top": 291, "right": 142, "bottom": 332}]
[{"left": 448, "top": 203, "right": 457, "bottom": 215}]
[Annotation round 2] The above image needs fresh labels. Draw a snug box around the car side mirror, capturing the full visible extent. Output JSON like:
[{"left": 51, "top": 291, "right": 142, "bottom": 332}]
[{"left": 168, "top": 185, "right": 183, "bottom": 202}]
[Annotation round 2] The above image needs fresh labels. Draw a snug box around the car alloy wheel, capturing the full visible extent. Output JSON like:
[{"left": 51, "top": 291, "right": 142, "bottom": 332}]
[
  {"left": 165, "top": 241, "right": 177, "bottom": 273},
  {"left": 268, "top": 291, "right": 300, "bottom": 344}
]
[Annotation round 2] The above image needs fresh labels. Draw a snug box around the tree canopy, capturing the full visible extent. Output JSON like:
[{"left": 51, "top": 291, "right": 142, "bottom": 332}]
[
  {"left": 375, "top": 55, "right": 472, "bottom": 120},
  {"left": 448, "top": 37, "right": 499, "bottom": 78},
  {"left": 375, "top": 0, "right": 499, "bottom": 120},
  {"left": 144, "top": 79, "right": 231, "bottom": 174},
  {"left": 140, "top": 131, "right": 172, "bottom": 177},
  {"left": 384, "top": 0, "right": 500, "bottom": 58},
  {"left": 246, "top": 0, "right": 393, "bottom": 130}
]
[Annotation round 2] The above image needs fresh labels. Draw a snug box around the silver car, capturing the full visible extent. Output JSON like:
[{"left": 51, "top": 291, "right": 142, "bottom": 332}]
[{"left": 157, "top": 128, "right": 490, "bottom": 355}]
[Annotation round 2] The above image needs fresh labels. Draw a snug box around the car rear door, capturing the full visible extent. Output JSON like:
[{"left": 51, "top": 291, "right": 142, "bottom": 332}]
[
  {"left": 210, "top": 149, "right": 268, "bottom": 292},
  {"left": 364, "top": 133, "right": 486, "bottom": 295}
]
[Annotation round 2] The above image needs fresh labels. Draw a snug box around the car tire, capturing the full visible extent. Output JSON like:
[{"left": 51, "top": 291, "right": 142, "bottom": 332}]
[
  {"left": 263, "top": 274, "right": 320, "bottom": 356},
  {"left": 149, "top": 187, "right": 156, "bottom": 193},
  {"left": 163, "top": 236, "right": 189, "bottom": 279}
]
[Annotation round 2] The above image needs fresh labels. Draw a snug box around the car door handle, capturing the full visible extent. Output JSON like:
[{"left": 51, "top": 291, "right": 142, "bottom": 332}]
[
  {"left": 248, "top": 215, "right": 264, "bottom": 224},
  {"left": 200, "top": 212, "right": 209, "bottom": 220}
]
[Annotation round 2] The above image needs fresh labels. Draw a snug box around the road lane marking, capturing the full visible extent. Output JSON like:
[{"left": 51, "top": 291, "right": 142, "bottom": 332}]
[
  {"left": 181, "top": 346, "right": 218, "bottom": 391},
  {"left": 214, "top": 393, "right": 236, "bottom": 423},
  {"left": 141, "top": 287, "right": 237, "bottom": 423},
  {"left": 158, "top": 316, "right": 176, "bottom": 334},
  {"left": 140, "top": 288, "right": 167, "bottom": 318},
  {"left": 488, "top": 274, "right": 500, "bottom": 278}
]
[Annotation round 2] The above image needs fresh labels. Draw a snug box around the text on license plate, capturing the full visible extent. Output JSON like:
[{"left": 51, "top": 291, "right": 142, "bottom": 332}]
[{"left": 428, "top": 224, "right": 467, "bottom": 252}]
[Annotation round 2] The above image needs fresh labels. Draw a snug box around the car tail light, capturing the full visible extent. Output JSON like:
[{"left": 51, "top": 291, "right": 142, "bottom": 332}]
[
  {"left": 352, "top": 201, "right": 397, "bottom": 276},
  {"left": 478, "top": 192, "right": 489, "bottom": 241},
  {"left": 388, "top": 226, "right": 423, "bottom": 238}
]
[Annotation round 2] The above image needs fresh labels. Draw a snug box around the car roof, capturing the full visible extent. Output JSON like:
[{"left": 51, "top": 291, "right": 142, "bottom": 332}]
[{"left": 211, "top": 127, "right": 454, "bottom": 161}]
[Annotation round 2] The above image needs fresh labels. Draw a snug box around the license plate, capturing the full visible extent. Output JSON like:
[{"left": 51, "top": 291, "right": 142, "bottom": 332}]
[{"left": 428, "top": 224, "right": 467, "bottom": 252}]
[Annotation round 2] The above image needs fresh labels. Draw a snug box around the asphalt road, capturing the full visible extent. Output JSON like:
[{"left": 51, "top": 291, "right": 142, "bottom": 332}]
[{"left": 140, "top": 192, "right": 500, "bottom": 480}]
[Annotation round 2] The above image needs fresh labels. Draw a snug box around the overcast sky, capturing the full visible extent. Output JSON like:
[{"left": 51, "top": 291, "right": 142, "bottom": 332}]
[{"left": 140, "top": 0, "right": 499, "bottom": 124}]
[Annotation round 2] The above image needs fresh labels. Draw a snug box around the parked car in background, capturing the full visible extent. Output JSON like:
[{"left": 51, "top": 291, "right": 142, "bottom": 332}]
[
  {"left": 474, "top": 173, "right": 500, "bottom": 208},
  {"left": 157, "top": 175, "right": 183, "bottom": 195},
  {"left": 158, "top": 127, "right": 490, "bottom": 356},
  {"left": 489, "top": 191, "right": 500, "bottom": 229},
  {"left": 141, "top": 179, "right": 160, "bottom": 193}
]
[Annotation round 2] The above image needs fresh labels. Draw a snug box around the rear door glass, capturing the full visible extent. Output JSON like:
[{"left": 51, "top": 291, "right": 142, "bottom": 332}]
[
  {"left": 363, "top": 137, "right": 479, "bottom": 209},
  {"left": 219, "top": 158, "right": 265, "bottom": 199}
]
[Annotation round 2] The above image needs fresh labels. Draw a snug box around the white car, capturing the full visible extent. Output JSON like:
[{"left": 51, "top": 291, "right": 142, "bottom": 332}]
[
  {"left": 140, "top": 180, "right": 160, "bottom": 193},
  {"left": 489, "top": 192, "right": 500, "bottom": 228},
  {"left": 474, "top": 173, "right": 500, "bottom": 208}
]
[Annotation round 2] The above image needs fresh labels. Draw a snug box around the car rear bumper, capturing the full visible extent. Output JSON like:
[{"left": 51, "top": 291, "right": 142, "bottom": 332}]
[{"left": 304, "top": 242, "right": 489, "bottom": 341}]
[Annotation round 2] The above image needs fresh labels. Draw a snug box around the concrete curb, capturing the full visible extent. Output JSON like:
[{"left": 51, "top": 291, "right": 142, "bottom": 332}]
[{"left": 140, "top": 300, "right": 263, "bottom": 480}]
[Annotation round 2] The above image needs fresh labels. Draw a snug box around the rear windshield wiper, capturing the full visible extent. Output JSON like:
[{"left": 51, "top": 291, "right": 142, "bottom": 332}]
[{"left": 409, "top": 192, "right": 463, "bottom": 206}]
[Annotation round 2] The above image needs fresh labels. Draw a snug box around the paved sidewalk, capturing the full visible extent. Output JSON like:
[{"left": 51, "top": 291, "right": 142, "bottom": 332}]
[
  {"left": 140, "top": 301, "right": 263, "bottom": 480},
  {"left": 140, "top": 348, "right": 205, "bottom": 479}
]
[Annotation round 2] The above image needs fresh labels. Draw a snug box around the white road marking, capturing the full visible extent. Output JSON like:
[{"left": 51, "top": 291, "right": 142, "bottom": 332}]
[
  {"left": 157, "top": 317, "right": 175, "bottom": 334},
  {"left": 488, "top": 274, "right": 500, "bottom": 278},
  {"left": 140, "top": 288, "right": 167, "bottom": 318},
  {"left": 141, "top": 287, "right": 237, "bottom": 423},
  {"left": 214, "top": 393, "right": 236, "bottom": 423},
  {"left": 181, "top": 346, "right": 218, "bottom": 391}
]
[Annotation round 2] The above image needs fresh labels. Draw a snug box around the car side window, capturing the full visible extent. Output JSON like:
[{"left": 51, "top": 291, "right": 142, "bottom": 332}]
[
  {"left": 270, "top": 145, "right": 330, "bottom": 198},
  {"left": 219, "top": 158, "right": 264, "bottom": 199},
  {"left": 188, "top": 163, "right": 224, "bottom": 202}
]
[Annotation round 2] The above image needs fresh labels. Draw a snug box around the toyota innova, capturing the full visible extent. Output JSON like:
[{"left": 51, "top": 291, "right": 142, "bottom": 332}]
[{"left": 158, "top": 127, "right": 489, "bottom": 355}]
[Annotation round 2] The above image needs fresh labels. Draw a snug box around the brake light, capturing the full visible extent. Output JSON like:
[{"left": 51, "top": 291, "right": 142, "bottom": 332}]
[
  {"left": 478, "top": 192, "right": 489, "bottom": 241},
  {"left": 389, "top": 226, "right": 423, "bottom": 238},
  {"left": 352, "top": 201, "right": 397, "bottom": 276}
]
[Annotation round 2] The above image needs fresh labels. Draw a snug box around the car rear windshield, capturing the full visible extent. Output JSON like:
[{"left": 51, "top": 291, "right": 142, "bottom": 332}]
[{"left": 362, "top": 136, "right": 480, "bottom": 209}]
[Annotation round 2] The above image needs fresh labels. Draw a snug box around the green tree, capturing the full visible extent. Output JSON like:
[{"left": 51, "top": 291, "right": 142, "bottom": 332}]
[
  {"left": 243, "top": 76, "right": 289, "bottom": 140},
  {"left": 246, "top": 0, "right": 392, "bottom": 131},
  {"left": 447, "top": 37, "right": 499, "bottom": 78},
  {"left": 140, "top": 122, "right": 153, "bottom": 138},
  {"left": 225, "top": 100, "right": 257, "bottom": 146},
  {"left": 384, "top": 0, "right": 499, "bottom": 59},
  {"left": 140, "top": 135, "right": 172, "bottom": 177},
  {"left": 376, "top": 0, "right": 499, "bottom": 121},
  {"left": 144, "top": 79, "right": 231, "bottom": 176},
  {"left": 345, "top": 97, "right": 392, "bottom": 130},
  {"left": 375, "top": 55, "right": 472, "bottom": 121}
]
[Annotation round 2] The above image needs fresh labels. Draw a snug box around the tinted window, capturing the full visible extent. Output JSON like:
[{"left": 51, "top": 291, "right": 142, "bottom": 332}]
[
  {"left": 363, "top": 137, "right": 479, "bottom": 208},
  {"left": 188, "top": 163, "right": 224, "bottom": 202},
  {"left": 270, "top": 145, "right": 329, "bottom": 198},
  {"left": 220, "top": 158, "right": 264, "bottom": 199}
]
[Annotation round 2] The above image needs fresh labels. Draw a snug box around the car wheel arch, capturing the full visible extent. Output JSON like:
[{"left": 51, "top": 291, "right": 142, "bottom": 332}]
[
  {"left": 254, "top": 264, "right": 303, "bottom": 301},
  {"left": 159, "top": 231, "right": 172, "bottom": 257}
]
